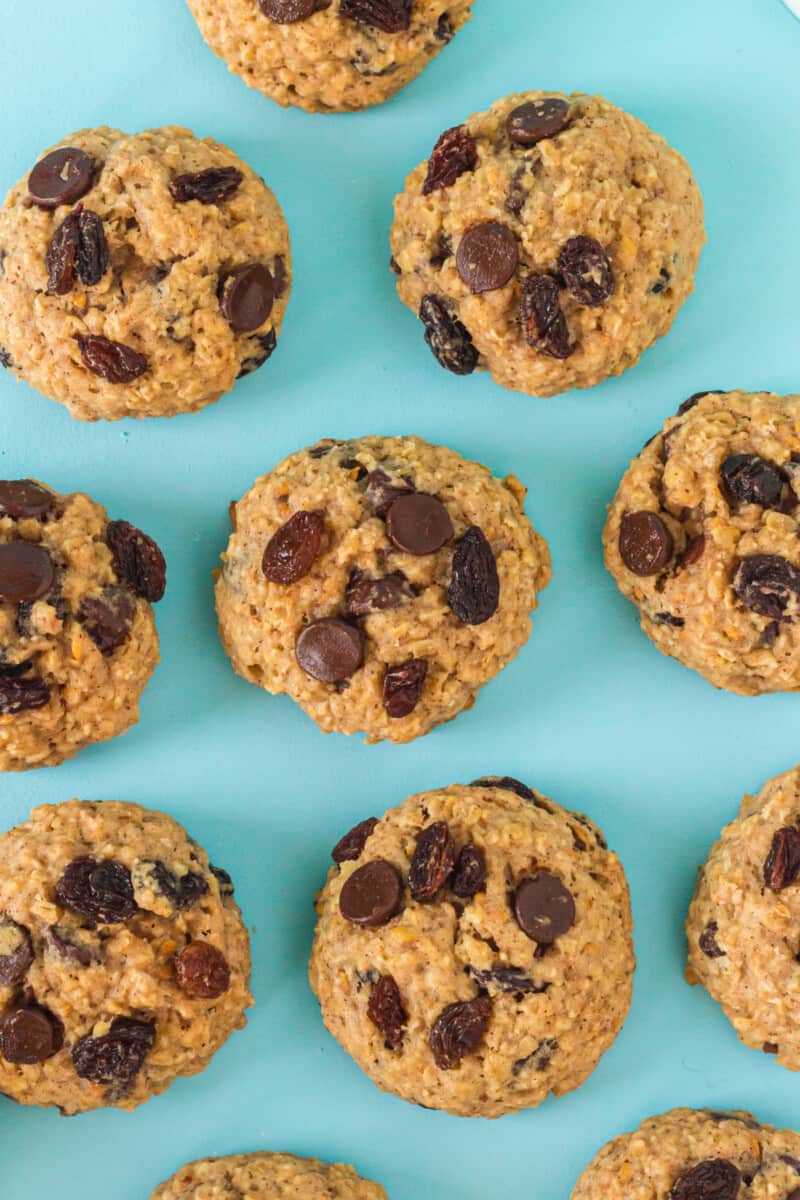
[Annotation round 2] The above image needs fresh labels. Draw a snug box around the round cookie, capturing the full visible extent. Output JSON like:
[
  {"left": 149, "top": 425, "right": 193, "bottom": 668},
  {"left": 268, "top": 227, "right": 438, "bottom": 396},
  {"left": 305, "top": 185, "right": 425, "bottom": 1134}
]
[
  {"left": 0, "top": 478, "right": 164, "bottom": 771},
  {"left": 687, "top": 764, "right": 800, "bottom": 1070},
  {"left": 151, "top": 1151, "right": 388, "bottom": 1199},
  {"left": 215, "top": 435, "right": 550, "bottom": 744},
  {"left": 391, "top": 91, "right": 704, "bottom": 396},
  {"left": 185, "top": 0, "right": 474, "bottom": 114},
  {"left": 0, "top": 800, "right": 252, "bottom": 1113},
  {"left": 604, "top": 389, "right": 800, "bottom": 695},
  {"left": 309, "top": 778, "right": 634, "bottom": 1118},
  {"left": 571, "top": 1108, "right": 800, "bottom": 1200},
  {"left": 0, "top": 127, "right": 291, "bottom": 420}
]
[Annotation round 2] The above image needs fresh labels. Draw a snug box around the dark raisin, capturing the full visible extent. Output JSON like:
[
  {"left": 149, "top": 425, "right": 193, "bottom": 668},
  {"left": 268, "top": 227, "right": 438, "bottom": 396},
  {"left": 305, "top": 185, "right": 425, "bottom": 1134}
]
[
  {"left": 339, "top": 457, "right": 368, "bottom": 481},
  {"left": 211, "top": 865, "right": 234, "bottom": 896},
  {"left": 734, "top": 555, "right": 800, "bottom": 620},
  {"left": 654, "top": 611, "right": 685, "bottom": 628},
  {"left": 435, "top": 12, "right": 454, "bottom": 40},
  {"left": 451, "top": 845, "right": 486, "bottom": 897},
  {"left": 55, "top": 857, "right": 138, "bottom": 924},
  {"left": 383, "top": 658, "right": 428, "bottom": 719},
  {"left": 368, "top": 974, "right": 407, "bottom": 1048},
  {"left": 419, "top": 294, "right": 478, "bottom": 375},
  {"left": 512, "top": 1037, "right": 558, "bottom": 1076},
  {"left": 764, "top": 827, "right": 800, "bottom": 891},
  {"left": 409, "top": 821, "right": 456, "bottom": 902},
  {"left": 169, "top": 166, "right": 243, "bottom": 205},
  {"left": 262, "top": 510, "right": 324, "bottom": 584},
  {"left": 469, "top": 776, "right": 538, "bottom": 802},
  {"left": 146, "top": 861, "right": 209, "bottom": 910},
  {"left": 467, "top": 965, "right": 548, "bottom": 998},
  {"left": 720, "top": 454, "right": 789, "bottom": 511},
  {"left": 344, "top": 569, "right": 414, "bottom": 616},
  {"left": 505, "top": 165, "right": 528, "bottom": 217},
  {"left": 238, "top": 330, "right": 277, "bottom": 377},
  {"left": 0, "top": 675, "right": 50, "bottom": 715},
  {"left": 681, "top": 535, "right": 707, "bottom": 568},
  {"left": 650, "top": 267, "right": 672, "bottom": 294},
  {"left": 0, "top": 919, "right": 34, "bottom": 986},
  {"left": 46, "top": 210, "right": 108, "bottom": 294},
  {"left": 174, "top": 941, "right": 230, "bottom": 999},
  {"left": 669, "top": 1160, "right": 741, "bottom": 1200},
  {"left": 340, "top": 0, "right": 411, "bottom": 32},
  {"left": 699, "top": 922, "right": 726, "bottom": 958},
  {"left": 448, "top": 526, "right": 499, "bottom": 625},
  {"left": 422, "top": 125, "right": 478, "bottom": 195},
  {"left": 365, "top": 469, "right": 414, "bottom": 516},
  {"left": 430, "top": 232, "right": 453, "bottom": 268},
  {"left": 557, "top": 236, "right": 615, "bottom": 306},
  {"left": 678, "top": 390, "right": 726, "bottom": 416},
  {"left": 429, "top": 994, "right": 491, "bottom": 1069},
  {"left": 45, "top": 926, "right": 98, "bottom": 966},
  {"left": 78, "top": 588, "right": 134, "bottom": 654},
  {"left": 72, "top": 1016, "right": 155, "bottom": 1085},
  {"left": 0, "top": 347, "right": 13, "bottom": 369},
  {"left": 519, "top": 274, "right": 574, "bottom": 359},
  {"left": 332, "top": 817, "right": 379, "bottom": 864},
  {"left": 107, "top": 519, "right": 166, "bottom": 602},
  {"left": 77, "top": 335, "right": 148, "bottom": 384}
]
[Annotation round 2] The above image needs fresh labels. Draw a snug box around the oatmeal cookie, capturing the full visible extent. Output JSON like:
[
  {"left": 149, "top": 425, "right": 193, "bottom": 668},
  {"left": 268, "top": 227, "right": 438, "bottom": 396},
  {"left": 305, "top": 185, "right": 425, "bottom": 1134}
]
[
  {"left": 151, "top": 1151, "right": 388, "bottom": 1198},
  {"left": 0, "top": 127, "right": 291, "bottom": 420},
  {"left": 309, "top": 778, "right": 634, "bottom": 1117},
  {"left": 391, "top": 92, "right": 704, "bottom": 396},
  {"left": 215, "top": 435, "right": 550, "bottom": 744}
]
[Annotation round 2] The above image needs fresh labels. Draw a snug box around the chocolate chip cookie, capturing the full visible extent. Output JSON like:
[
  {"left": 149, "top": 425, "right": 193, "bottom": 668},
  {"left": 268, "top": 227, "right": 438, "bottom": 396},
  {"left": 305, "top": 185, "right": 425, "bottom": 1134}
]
[
  {"left": 0, "top": 479, "right": 165, "bottom": 770},
  {"left": 151, "top": 1151, "right": 388, "bottom": 1199},
  {"left": 687, "top": 764, "right": 800, "bottom": 1070},
  {"left": 0, "top": 800, "right": 251, "bottom": 1114},
  {"left": 215, "top": 436, "right": 550, "bottom": 743},
  {"left": 571, "top": 1108, "right": 800, "bottom": 1200},
  {"left": 185, "top": 0, "right": 474, "bottom": 113},
  {"left": 604, "top": 390, "right": 800, "bottom": 695},
  {"left": 391, "top": 92, "right": 704, "bottom": 396},
  {"left": 0, "top": 127, "right": 290, "bottom": 420},
  {"left": 309, "top": 779, "right": 634, "bottom": 1117}
]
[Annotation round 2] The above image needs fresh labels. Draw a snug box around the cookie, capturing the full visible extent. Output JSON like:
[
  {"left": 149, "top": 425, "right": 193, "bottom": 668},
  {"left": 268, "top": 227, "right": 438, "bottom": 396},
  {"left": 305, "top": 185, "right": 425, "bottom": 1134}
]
[
  {"left": 309, "top": 779, "right": 634, "bottom": 1117},
  {"left": 0, "top": 800, "right": 251, "bottom": 1113},
  {"left": 0, "top": 127, "right": 290, "bottom": 421},
  {"left": 215, "top": 435, "right": 550, "bottom": 744},
  {"left": 687, "top": 764, "right": 800, "bottom": 1070},
  {"left": 185, "top": 0, "right": 474, "bottom": 114},
  {"left": 151, "top": 1151, "right": 388, "bottom": 1199},
  {"left": 390, "top": 92, "right": 704, "bottom": 396},
  {"left": 571, "top": 1108, "right": 800, "bottom": 1200},
  {"left": 0, "top": 479, "right": 165, "bottom": 771},
  {"left": 604, "top": 390, "right": 800, "bottom": 695}
]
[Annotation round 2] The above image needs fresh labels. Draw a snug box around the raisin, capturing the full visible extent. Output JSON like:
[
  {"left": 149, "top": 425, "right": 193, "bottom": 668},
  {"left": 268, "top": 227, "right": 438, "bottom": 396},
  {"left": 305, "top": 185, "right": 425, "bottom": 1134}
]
[
  {"left": 332, "top": 817, "right": 379, "bottom": 864},
  {"left": 55, "top": 857, "right": 138, "bottom": 924},
  {"left": 448, "top": 526, "right": 499, "bottom": 625},
  {"left": 169, "top": 166, "right": 243, "bottom": 204},
  {"left": 77, "top": 335, "right": 148, "bottom": 384},
  {"left": 72, "top": 1016, "right": 155, "bottom": 1085},
  {"left": 681, "top": 535, "right": 706, "bottom": 568},
  {"left": 467, "top": 965, "right": 548, "bottom": 997},
  {"left": 46, "top": 926, "right": 98, "bottom": 966},
  {"left": 0, "top": 919, "right": 34, "bottom": 986},
  {"left": 720, "top": 454, "right": 789, "bottom": 511},
  {"left": 262, "top": 510, "right": 324, "bottom": 584},
  {"left": 47, "top": 209, "right": 108, "bottom": 295},
  {"left": 339, "top": 457, "right": 368, "bottom": 481},
  {"left": 654, "top": 611, "right": 685, "bottom": 628},
  {"left": 383, "top": 658, "right": 428, "bottom": 718},
  {"left": 699, "top": 922, "right": 726, "bottom": 958},
  {"left": 78, "top": 588, "right": 134, "bottom": 654},
  {"left": 519, "top": 274, "right": 574, "bottom": 359},
  {"left": 435, "top": 12, "right": 454, "bottom": 40},
  {"left": 678, "top": 390, "right": 726, "bottom": 416},
  {"left": 367, "top": 974, "right": 407, "bottom": 1048},
  {"left": 429, "top": 994, "right": 491, "bottom": 1069},
  {"left": 422, "top": 125, "right": 479, "bottom": 195},
  {"left": 734, "top": 555, "right": 800, "bottom": 620},
  {"left": 0, "top": 347, "right": 13, "bottom": 369},
  {"left": 238, "top": 330, "right": 277, "bottom": 377},
  {"left": 147, "top": 861, "right": 209, "bottom": 910},
  {"left": 0, "top": 675, "right": 50, "bottom": 715},
  {"left": 651, "top": 267, "right": 672, "bottom": 294},
  {"left": 669, "top": 1160, "right": 741, "bottom": 1200},
  {"left": 557, "top": 236, "right": 615, "bottom": 306},
  {"left": 470, "top": 776, "right": 537, "bottom": 802},
  {"left": 409, "top": 821, "right": 455, "bottom": 902},
  {"left": 107, "top": 519, "right": 166, "bottom": 602},
  {"left": 764, "top": 827, "right": 800, "bottom": 891},
  {"left": 365, "top": 469, "right": 414, "bottom": 516},
  {"left": 344, "top": 569, "right": 414, "bottom": 616},
  {"left": 451, "top": 845, "right": 486, "bottom": 897},
  {"left": 174, "top": 942, "right": 230, "bottom": 999},
  {"left": 419, "top": 294, "right": 479, "bottom": 375},
  {"left": 340, "top": 0, "right": 411, "bottom": 31},
  {"left": 512, "top": 1037, "right": 558, "bottom": 1076}
]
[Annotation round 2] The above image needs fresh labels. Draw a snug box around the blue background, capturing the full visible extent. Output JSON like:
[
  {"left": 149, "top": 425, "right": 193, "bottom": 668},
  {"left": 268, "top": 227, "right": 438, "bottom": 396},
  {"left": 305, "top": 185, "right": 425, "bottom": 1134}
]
[{"left": 1, "top": 0, "right": 799, "bottom": 1194}]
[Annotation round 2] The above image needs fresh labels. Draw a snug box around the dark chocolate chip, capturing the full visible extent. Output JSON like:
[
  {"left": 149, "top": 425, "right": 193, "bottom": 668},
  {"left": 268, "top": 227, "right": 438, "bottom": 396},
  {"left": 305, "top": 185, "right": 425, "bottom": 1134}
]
[
  {"left": 507, "top": 98, "right": 571, "bottom": 146},
  {"left": 456, "top": 222, "right": 519, "bottom": 294},
  {"left": 0, "top": 480, "right": 53, "bottom": 520},
  {"left": 262, "top": 510, "right": 324, "bottom": 584},
  {"left": 386, "top": 493, "right": 453, "bottom": 555},
  {"left": 0, "top": 542, "right": 55, "bottom": 602},
  {"left": 219, "top": 264, "right": 274, "bottom": 332},
  {"left": 383, "top": 658, "right": 428, "bottom": 719},
  {"left": 332, "top": 817, "right": 379, "bottom": 864},
  {"left": 295, "top": 618, "right": 364, "bottom": 683},
  {"left": 258, "top": 0, "right": 321, "bottom": 17},
  {"left": 514, "top": 872, "right": 576, "bottom": 944},
  {"left": 0, "top": 1000, "right": 63, "bottom": 1064},
  {"left": 344, "top": 569, "right": 414, "bottom": 616},
  {"left": 681, "top": 534, "right": 706, "bottom": 568},
  {"left": 78, "top": 588, "right": 134, "bottom": 654},
  {"left": 339, "top": 860, "right": 403, "bottom": 927},
  {"left": 619, "top": 511, "right": 674, "bottom": 576},
  {"left": 28, "top": 148, "right": 94, "bottom": 209},
  {"left": 557, "top": 236, "right": 615, "bottom": 306},
  {"left": 365, "top": 469, "right": 414, "bottom": 517}
]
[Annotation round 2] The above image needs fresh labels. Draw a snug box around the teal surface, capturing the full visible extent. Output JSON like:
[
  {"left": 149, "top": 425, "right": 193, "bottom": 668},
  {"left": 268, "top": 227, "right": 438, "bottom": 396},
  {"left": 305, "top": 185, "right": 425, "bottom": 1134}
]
[{"left": 1, "top": 0, "right": 800, "bottom": 1195}]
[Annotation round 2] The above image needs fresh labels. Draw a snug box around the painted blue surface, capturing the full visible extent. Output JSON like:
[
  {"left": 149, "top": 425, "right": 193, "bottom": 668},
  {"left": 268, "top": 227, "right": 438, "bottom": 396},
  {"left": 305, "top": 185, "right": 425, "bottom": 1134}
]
[{"left": 1, "top": 0, "right": 799, "bottom": 1195}]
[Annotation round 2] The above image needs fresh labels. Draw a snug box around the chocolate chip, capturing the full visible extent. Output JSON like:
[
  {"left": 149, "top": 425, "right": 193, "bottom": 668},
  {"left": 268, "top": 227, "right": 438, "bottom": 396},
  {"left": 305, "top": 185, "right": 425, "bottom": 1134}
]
[
  {"left": 174, "top": 942, "right": 230, "bottom": 999},
  {"left": 669, "top": 1160, "right": 741, "bottom": 1200},
  {"left": 339, "top": 860, "right": 403, "bottom": 927},
  {"left": 467, "top": 964, "right": 547, "bottom": 998},
  {"left": 519, "top": 273, "right": 574, "bottom": 359},
  {"left": 619, "top": 511, "right": 674, "bottom": 576},
  {"left": 78, "top": 588, "right": 134, "bottom": 654},
  {"left": 734, "top": 555, "right": 800, "bottom": 620},
  {"left": 447, "top": 526, "right": 500, "bottom": 625},
  {"left": 219, "top": 264, "right": 274, "bottom": 332},
  {"left": 107, "top": 519, "right": 166, "bottom": 602},
  {"left": 0, "top": 1000, "right": 63, "bottom": 1064},
  {"left": 451, "top": 845, "right": 486, "bottom": 898},
  {"left": 0, "top": 542, "right": 55, "bottom": 602},
  {"left": 507, "top": 98, "right": 571, "bottom": 146},
  {"left": 557, "top": 236, "right": 615, "bottom": 306},
  {"left": 678, "top": 390, "right": 725, "bottom": 416},
  {"left": 419, "top": 294, "right": 479, "bottom": 375},
  {"left": 0, "top": 676, "right": 50, "bottom": 715},
  {"left": 409, "top": 821, "right": 455, "bottom": 902},
  {"left": 296, "top": 618, "right": 364, "bottom": 683},
  {"left": 720, "top": 454, "right": 789, "bottom": 511},
  {"left": 56, "top": 857, "right": 138, "bottom": 924},
  {"left": 386, "top": 493, "right": 453, "bottom": 555},
  {"left": 169, "top": 166, "right": 243, "bottom": 204},
  {"left": 262, "top": 510, "right": 324, "bottom": 584},
  {"left": 699, "top": 921, "right": 726, "bottom": 958},
  {"left": 46, "top": 209, "right": 109, "bottom": 295},
  {"left": 28, "top": 147, "right": 94, "bottom": 208},
  {"left": 456, "top": 222, "right": 519, "bottom": 294},
  {"left": 332, "top": 817, "right": 379, "bottom": 864},
  {"left": 0, "top": 919, "right": 34, "bottom": 985},
  {"left": 764, "top": 826, "right": 800, "bottom": 891},
  {"left": 345, "top": 570, "right": 414, "bottom": 617},
  {"left": 340, "top": 0, "right": 411, "bottom": 31},
  {"left": 0, "top": 480, "right": 53, "bottom": 520},
  {"left": 368, "top": 974, "right": 407, "bottom": 1048},
  {"left": 146, "top": 862, "right": 209, "bottom": 911},
  {"left": 383, "top": 658, "right": 428, "bottom": 719},
  {"left": 422, "top": 124, "right": 478, "bottom": 195},
  {"left": 514, "top": 872, "right": 576, "bottom": 944},
  {"left": 430, "top": 994, "right": 491, "bottom": 1069},
  {"left": 77, "top": 335, "right": 149, "bottom": 384},
  {"left": 72, "top": 1016, "right": 155, "bottom": 1085},
  {"left": 365, "top": 469, "right": 414, "bottom": 517}
]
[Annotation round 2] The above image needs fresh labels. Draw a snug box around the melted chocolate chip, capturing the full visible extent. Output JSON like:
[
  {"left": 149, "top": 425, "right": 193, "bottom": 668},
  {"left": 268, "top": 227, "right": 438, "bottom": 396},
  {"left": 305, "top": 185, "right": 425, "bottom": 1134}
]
[
  {"left": 0, "top": 542, "right": 55, "bottom": 602},
  {"left": 296, "top": 618, "right": 364, "bottom": 683},
  {"left": 219, "top": 264, "right": 274, "bottom": 332},
  {"left": 339, "top": 860, "right": 403, "bottom": 927},
  {"left": 619, "top": 511, "right": 674, "bottom": 576},
  {"left": 456, "top": 222, "right": 519, "bottom": 293},
  {"left": 514, "top": 873, "right": 576, "bottom": 944},
  {"left": 386, "top": 493, "right": 453, "bottom": 555},
  {"left": 28, "top": 148, "right": 95, "bottom": 208},
  {"left": 0, "top": 480, "right": 53, "bottom": 520},
  {"left": 507, "top": 98, "right": 571, "bottom": 146}
]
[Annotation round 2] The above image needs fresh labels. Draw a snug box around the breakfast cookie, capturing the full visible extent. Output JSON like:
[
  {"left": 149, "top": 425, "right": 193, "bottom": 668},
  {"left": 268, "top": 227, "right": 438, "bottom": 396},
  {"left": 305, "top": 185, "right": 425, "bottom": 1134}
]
[
  {"left": 604, "top": 389, "right": 800, "bottom": 695},
  {"left": 215, "top": 436, "right": 550, "bottom": 744},
  {"left": 185, "top": 0, "right": 474, "bottom": 114},
  {"left": 309, "top": 778, "right": 634, "bottom": 1118},
  {"left": 571, "top": 1108, "right": 800, "bottom": 1200},
  {"left": 151, "top": 1151, "right": 388, "bottom": 1199},
  {"left": 391, "top": 91, "right": 704, "bottom": 396},
  {"left": 686, "top": 764, "right": 800, "bottom": 1070},
  {"left": 0, "top": 800, "right": 251, "bottom": 1113},
  {"left": 0, "top": 478, "right": 165, "bottom": 771},
  {"left": 0, "top": 127, "right": 291, "bottom": 420}
]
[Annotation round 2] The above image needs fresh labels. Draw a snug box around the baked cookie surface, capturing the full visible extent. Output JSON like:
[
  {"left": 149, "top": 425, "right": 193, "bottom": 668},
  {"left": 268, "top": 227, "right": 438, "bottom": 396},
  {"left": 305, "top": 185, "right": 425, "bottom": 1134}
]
[
  {"left": 0, "top": 127, "right": 290, "bottom": 420},
  {"left": 309, "top": 779, "right": 634, "bottom": 1118},
  {"left": 391, "top": 92, "right": 704, "bottom": 396},
  {"left": 0, "top": 800, "right": 251, "bottom": 1114},
  {"left": 571, "top": 1108, "right": 800, "bottom": 1200},
  {"left": 687, "top": 764, "right": 800, "bottom": 1071},
  {"left": 151, "top": 1151, "right": 388, "bottom": 1199},
  {"left": 185, "top": 0, "right": 474, "bottom": 114},
  {"left": 0, "top": 479, "right": 164, "bottom": 771},
  {"left": 215, "top": 435, "right": 550, "bottom": 744},
  {"left": 604, "top": 390, "right": 800, "bottom": 695}
]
